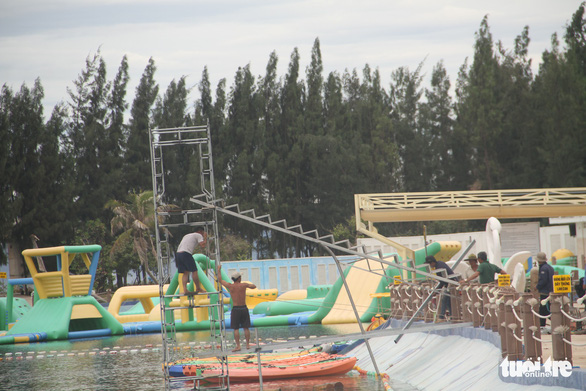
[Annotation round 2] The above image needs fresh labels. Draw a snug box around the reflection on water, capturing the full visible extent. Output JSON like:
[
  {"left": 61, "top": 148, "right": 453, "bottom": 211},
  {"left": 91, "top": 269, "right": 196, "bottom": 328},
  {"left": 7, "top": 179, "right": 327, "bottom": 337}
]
[{"left": 0, "top": 324, "right": 412, "bottom": 391}]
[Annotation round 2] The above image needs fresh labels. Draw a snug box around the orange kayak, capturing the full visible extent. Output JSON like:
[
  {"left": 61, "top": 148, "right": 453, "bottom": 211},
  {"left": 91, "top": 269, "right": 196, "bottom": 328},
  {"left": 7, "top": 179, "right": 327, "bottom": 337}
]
[
  {"left": 170, "top": 352, "right": 357, "bottom": 382},
  {"left": 171, "top": 347, "right": 321, "bottom": 366}
]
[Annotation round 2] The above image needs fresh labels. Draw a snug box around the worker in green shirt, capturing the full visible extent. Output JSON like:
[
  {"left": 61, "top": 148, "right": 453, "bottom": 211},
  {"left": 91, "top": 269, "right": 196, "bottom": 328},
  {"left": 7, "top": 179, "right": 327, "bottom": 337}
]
[{"left": 460, "top": 251, "right": 506, "bottom": 284}]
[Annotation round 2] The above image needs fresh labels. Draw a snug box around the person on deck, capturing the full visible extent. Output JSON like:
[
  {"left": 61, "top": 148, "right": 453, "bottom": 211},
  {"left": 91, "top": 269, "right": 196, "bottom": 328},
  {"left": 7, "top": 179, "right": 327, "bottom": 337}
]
[
  {"left": 218, "top": 264, "right": 257, "bottom": 351},
  {"left": 460, "top": 251, "right": 506, "bottom": 284},
  {"left": 462, "top": 253, "right": 479, "bottom": 282},
  {"left": 536, "top": 252, "right": 554, "bottom": 330},
  {"left": 425, "top": 255, "right": 457, "bottom": 321}
]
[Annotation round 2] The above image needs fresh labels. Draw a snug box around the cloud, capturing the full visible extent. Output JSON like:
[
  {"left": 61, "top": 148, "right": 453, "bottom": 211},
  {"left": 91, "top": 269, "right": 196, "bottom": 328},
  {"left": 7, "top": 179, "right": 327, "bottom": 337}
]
[{"left": 0, "top": 0, "right": 580, "bottom": 116}]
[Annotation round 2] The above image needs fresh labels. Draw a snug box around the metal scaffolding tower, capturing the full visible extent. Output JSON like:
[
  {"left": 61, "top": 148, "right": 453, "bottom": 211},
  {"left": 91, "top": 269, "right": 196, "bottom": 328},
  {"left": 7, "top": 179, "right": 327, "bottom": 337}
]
[
  {"left": 150, "top": 124, "right": 228, "bottom": 391},
  {"left": 149, "top": 124, "right": 467, "bottom": 390}
]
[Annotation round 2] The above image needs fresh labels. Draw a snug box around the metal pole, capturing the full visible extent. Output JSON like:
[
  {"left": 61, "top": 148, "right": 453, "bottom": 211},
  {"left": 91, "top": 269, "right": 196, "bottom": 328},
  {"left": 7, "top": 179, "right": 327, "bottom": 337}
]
[
  {"left": 394, "top": 240, "right": 476, "bottom": 343},
  {"left": 255, "top": 328, "right": 263, "bottom": 390},
  {"left": 321, "top": 245, "right": 382, "bottom": 377},
  {"left": 423, "top": 225, "right": 428, "bottom": 257}
]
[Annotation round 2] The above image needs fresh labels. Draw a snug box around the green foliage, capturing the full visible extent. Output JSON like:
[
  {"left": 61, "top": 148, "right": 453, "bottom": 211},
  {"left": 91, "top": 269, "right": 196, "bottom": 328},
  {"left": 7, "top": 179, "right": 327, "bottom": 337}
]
[
  {"left": 109, "top": 230, "right": 139, "bottom": 287},
  {"left": 107, "top": 190, "right": 161, "bottom": 284},
  {"left": 332, "top": 216, "right": 358, "bottom": 246},
  {"left": 220, "top": 232, "right": 253, "bottom": 261},
  {"left": 72, "top": 219, "right": 114, "bottom": 292},
  {"left": 2, "top": 4, "right": 586, "bottom": 267},
  {"left": 126, "top": 57, "right": 159, "bottom": 193}
]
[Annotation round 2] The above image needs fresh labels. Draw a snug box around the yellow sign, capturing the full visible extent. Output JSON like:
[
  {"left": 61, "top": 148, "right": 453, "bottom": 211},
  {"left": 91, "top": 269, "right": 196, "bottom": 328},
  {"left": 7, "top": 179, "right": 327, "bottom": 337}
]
[
  {"left": 498, "top": 274, "right": 511, "bottom": 287},
  {"left": 0, "top": 272, "right": 6, "bottom": 279},
  {"left": 553, "top": 275, "right": 571, "bottom": 293},
  {"left": 393, "top": 276, "right": 402, "bottom": 285}
]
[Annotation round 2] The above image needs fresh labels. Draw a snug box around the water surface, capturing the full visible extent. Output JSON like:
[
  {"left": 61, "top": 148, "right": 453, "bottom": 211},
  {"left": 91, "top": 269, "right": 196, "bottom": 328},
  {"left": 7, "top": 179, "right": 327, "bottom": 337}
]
[{"left": 1, "top": 324, "right": 413, "bottom": 390}]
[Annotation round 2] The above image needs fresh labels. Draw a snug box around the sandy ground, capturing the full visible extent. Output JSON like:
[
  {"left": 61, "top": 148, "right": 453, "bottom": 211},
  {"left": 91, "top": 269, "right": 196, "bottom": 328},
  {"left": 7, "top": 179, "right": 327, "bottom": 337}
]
[
  {"left": 541, "top": 331, "right": 586, "bottom": 367},
  {"left": 542, "top": 312, "right": 586, "bottom": 368}
]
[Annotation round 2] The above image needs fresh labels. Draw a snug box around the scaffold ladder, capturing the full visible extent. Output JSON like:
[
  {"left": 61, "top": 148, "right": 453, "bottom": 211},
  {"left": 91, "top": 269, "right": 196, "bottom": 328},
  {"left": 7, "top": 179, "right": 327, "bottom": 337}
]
[
  {"left": 149, "top": 124, "right": 468, "bottom": 390},
  {"left": 150, "top": 124, "right": 229, "bottom": 391}
]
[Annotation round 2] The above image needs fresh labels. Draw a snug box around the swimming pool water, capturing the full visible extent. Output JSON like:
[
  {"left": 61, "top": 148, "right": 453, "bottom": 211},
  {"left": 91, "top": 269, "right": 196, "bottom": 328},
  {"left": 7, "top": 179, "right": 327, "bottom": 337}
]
[{"left": 0, "top": 324, "right": 414, "bottom": 390}]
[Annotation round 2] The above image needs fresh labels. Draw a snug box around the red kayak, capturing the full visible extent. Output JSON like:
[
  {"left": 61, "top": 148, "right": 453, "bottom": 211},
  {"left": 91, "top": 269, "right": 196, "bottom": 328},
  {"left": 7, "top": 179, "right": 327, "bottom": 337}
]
[{"left": 171, "top": 352, "right": 357, "bottom": 382}]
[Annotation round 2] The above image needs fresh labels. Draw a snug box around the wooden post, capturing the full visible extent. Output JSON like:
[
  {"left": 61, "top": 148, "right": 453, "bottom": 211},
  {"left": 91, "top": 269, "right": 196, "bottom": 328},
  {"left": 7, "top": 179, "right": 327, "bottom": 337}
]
[
  {"left": 449, "top": 285, "right": 461, "bottom": 322},
  {"left": 424, "top": 283, "right": 434, "bottom": 323},
  {"left": 497, "top": 291, "right": 507, "bottom": 358},
  {"left": 394, "top": 285, "right": 402, "bottom": 320},
  {"left": 461, "top": 286, "right": 472, "bottom": 323},
  {"left": 503, "top": 291, "right": 523, "bottom": 361},
  {"left": 470, "top": 285, "right": 482, "bottom": 327},
  {"left": 521, "top": 292, "right": 542, "bottom": 362},
  {"left": 482, "top": 286, "right": 492, "bottom": 330},
  {"left": 549, "top": 293, "right": 573, "bottom": 364},
  {"left": 390, "top": 286, "right": 401, "bottom": 319},
  {"left": 413, "top": 286, "right": 423, "bottom": 321},
  {"left": 404, "top": 285, "right": 413, "bottom": 319},
  {"left": 489, "top": 287, "right": 500, "bottom": 332}
]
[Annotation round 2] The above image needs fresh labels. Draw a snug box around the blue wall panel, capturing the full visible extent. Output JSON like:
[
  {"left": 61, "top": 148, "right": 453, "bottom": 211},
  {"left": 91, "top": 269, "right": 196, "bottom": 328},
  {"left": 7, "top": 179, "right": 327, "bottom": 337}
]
[{"left": 220, "top": 256, "right": 357, "bottom": 293}]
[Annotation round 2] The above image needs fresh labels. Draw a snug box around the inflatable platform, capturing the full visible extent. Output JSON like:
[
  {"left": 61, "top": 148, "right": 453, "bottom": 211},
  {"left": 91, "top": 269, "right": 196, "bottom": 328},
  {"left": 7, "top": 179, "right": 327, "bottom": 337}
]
[{"left": 0, "top": 240, "right": 454, "bottom": 344}]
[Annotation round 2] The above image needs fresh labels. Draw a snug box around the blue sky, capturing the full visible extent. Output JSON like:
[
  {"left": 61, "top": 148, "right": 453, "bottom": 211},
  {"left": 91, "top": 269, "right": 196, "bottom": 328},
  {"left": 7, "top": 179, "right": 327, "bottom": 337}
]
[{"left": 0, "top": 0, "right": 581, "bottom": 116}]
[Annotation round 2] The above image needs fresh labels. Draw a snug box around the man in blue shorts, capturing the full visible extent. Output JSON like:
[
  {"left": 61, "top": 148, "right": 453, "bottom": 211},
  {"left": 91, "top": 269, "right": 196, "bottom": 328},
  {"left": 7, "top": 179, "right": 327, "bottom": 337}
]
[{"left": 176, "top": 227, "right": 207, "bottom": 295}]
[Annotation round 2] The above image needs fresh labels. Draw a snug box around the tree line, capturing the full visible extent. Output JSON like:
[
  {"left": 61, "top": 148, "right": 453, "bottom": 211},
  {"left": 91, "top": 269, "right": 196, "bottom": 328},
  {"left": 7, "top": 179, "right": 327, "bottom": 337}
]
[{"left": 1, "top": 6, "right": 585, "bottom": 290}]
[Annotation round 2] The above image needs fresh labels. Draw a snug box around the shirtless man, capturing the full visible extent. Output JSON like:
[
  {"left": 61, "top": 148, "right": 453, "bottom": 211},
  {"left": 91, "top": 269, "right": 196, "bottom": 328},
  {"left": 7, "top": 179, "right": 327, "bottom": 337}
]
[{"left": 218, "top": 264, "right": 256, "bottom": 351}]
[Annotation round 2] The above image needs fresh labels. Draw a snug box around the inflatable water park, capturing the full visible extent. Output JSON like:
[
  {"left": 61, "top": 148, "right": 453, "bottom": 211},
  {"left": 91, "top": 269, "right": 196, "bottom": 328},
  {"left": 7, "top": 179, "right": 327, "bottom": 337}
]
[
  {"left": 0, "top": 240, "right": 455, "bottom": 344},
  {"left": 2, "top": 231, "right": 584, "bottom": 346}
]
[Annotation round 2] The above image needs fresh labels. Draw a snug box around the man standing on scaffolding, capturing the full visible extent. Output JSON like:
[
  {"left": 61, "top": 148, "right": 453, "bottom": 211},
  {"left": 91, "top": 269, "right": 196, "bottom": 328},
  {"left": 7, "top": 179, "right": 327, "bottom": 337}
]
[{"left": 176, "top": 226, "right": 207, "bottom": 295}]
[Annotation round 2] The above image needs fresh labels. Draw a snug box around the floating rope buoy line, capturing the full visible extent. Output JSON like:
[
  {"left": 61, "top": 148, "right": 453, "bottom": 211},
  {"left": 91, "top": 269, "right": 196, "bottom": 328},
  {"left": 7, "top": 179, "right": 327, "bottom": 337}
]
[
  {"left": 0, "top": 339, "right": 271, "bottom": 361},
  {"left": 353, "top": 365, "right": 392, "bottom": 391},
  {"left": 0, "top": 343, "right": 163, "bottom": 361}
]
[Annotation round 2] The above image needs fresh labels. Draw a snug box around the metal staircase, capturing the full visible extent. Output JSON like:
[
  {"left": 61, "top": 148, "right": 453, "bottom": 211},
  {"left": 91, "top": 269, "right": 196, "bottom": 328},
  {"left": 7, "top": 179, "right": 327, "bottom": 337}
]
[
  {"left": 188, "top": 197, "right": 457, "bottom": 284},
  {"left": 150, "top": 124, "right": 229, "bottom": 391}
]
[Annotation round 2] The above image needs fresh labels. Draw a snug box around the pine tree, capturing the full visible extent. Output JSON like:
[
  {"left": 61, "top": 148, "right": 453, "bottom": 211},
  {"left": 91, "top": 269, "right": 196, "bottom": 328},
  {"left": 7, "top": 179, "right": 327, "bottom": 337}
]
[
  {"left": 358, "top": 65, "right": 398, "bottom": 194},
  {"left": 257, "top": 51, "right": 282, "bottom": 258},
  {"left": 152, "top": 77, "right": 195, "bottom": 206},
  {"left": 419, "top": 61, "right": 456, "bottom": 191},
  {"left": 454, "top": 16, "right": 502, "bottom": 190},
  {"left": 66, "top": 51, "right": 113, "bottom": 221},
  {"left": 223, "top": 65, "right": 264, "bottom": 244},
  {"left": 194, "top": 66, "right": 212, "bottom": 124},
  {"left": 533, "top": 16, "right": 586, "bottom": 187},
  {"left": 101, "top": 56, "right": 129, "bottom": 203},
  {"left": 126, "top": 58, "right": 159, "bottom": 193},
  {"left": 389, "top": 64, "right": 424, "bottom": 191},
  {"left": 494, "top": 27, "right": 535, "bottom": 188},
  {"left": 277, "top": 48, "right": 307, "bottom": 257},
  {"left": 0, "top": 85, "right": 15, "bottom": 256},
  {"left": 37, "top": 104, "right": 76, "bottom": 246},
  {"left": 3, "top": 80, "right": 71, "bottom": 255}
]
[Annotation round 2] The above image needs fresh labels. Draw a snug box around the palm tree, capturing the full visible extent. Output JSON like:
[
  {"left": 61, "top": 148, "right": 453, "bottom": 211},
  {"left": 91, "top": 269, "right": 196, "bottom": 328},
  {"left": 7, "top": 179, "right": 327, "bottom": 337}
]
[{"left": 106, "top": 190, "right": 172, "bottom": 285}]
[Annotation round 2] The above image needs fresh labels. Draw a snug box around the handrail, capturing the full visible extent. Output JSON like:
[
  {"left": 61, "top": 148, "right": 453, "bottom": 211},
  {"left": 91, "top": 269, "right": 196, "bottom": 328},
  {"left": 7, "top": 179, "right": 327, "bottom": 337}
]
[{"left": 356, "top": 187, "right": 586, "bottom": 223}]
